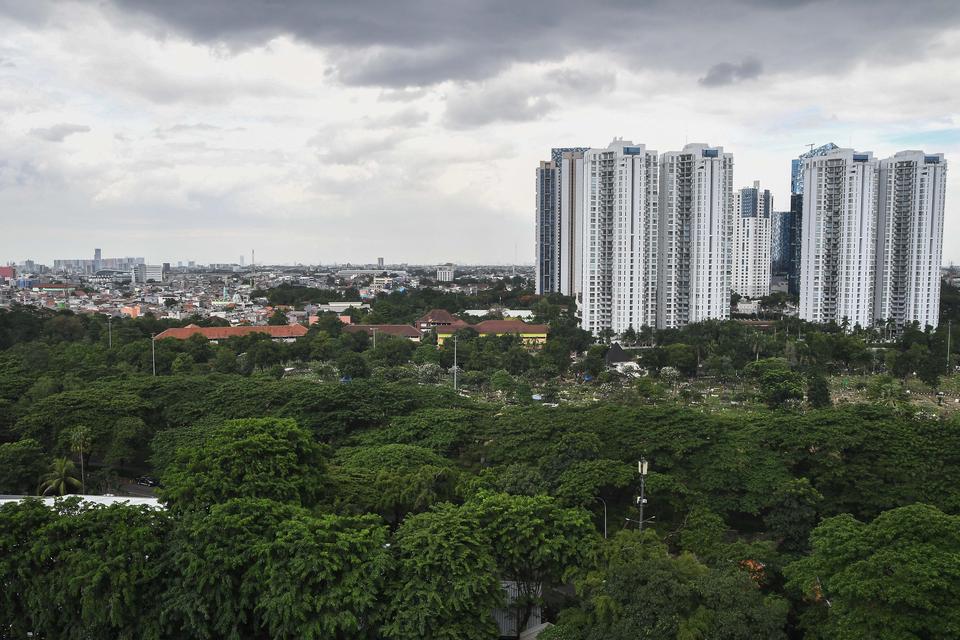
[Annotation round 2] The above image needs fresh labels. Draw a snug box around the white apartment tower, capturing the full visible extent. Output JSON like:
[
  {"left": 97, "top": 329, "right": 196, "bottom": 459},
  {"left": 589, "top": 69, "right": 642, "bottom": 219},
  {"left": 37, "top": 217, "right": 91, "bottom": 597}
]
[
  {"left": 656, "top": 144, "right": 734, "bottom": 328},
  {"left": 732, "top": 181, "right": 772, "bottom": 299},
  {"left": 558, "top": 150, "right": 585, "bottom": 297},
  {"left": 798, "top": 148, "right": 880, "bottom": 328},
  {"left": 874, "top": 151, "right": 947, "bottom": 330},
  {"left": 578, "top": 139, "right": 658, "bottom": 335}
]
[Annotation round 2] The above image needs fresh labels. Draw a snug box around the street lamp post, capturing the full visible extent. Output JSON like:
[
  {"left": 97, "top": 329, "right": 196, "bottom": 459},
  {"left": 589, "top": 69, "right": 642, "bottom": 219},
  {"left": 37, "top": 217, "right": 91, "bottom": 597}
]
[
  {"left": 372, "top": 327, "right": 377, "bottom": 350},
  {"left": 151, "top": 334, "right": 156, "bottom": 376},
  {"left": 107, "top": 315, "right": 112, "bottom": 349}
]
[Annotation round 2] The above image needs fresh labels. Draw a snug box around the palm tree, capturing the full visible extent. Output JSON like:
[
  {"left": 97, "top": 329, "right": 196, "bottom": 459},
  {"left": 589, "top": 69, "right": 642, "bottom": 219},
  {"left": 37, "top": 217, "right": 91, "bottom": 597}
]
[
  {"left": 38, "top": 458, "right": 82, "bottom": 496},
  {"left": 70, "top": 426, "right": 92, "bottom": 494}
]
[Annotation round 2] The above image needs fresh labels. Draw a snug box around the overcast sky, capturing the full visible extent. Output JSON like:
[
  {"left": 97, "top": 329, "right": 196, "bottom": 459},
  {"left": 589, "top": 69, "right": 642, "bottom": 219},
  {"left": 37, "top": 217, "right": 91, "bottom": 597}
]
[{"left": 2, "top": 0, "right": 959, "bottom": 266}]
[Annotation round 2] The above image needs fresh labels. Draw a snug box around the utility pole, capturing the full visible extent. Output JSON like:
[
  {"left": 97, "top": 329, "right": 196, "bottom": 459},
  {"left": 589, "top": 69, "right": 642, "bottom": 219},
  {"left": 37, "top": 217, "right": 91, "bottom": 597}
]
[
  {"left": 453, "top": 334, "right": 458, "bottom": 391},
  {"left": 948, "top": 320, "right": 953, "bottom": 374},
  {"left": 151, "top": 334, "right": 156, "bottom": 376},
  {"left": 372, "top": 327, "right": 377, "bottom": 350},
  {"left": 637, "top": 458, "right": 649, "bottom": 531},
  {"left": 107, "top": 315, "right": 112, "bottom": 349}
]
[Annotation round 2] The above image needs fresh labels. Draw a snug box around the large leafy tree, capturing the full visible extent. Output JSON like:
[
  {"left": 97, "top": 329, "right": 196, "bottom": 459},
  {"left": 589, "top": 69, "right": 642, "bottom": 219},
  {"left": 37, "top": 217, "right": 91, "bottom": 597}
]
[
  {"left": 544, "top": 530, "right": 787, "bottom": 640},
  {"left": 468, "top": 492, "right": 594, "bottom": 631},
  {"left": 785, "top": 503, "right": 960, "bottom": 640},
  {"left": 331, "top": 444, "right": 458, "bottom": 524},
  {"left": 160, "top": 418, "right": 328, "bottom": 512},
  {"left": 165, "top": 497, "right": 389, "bottom": 640},
  {"left": 254, "top": 511, "right": 391, "bottom": 639},
  {"left": 0, "top": 498, "right": 57, "bottom": 636},
  {"left": 24, "top": 500, "right": 171, "bottom": 640},
  {"left": 744, "top": 358, "right": 805, "bottom": 408},
  {"left": 0, "top": 438, "right": 47, "bottom": 494},
  {"left": 383, "top": 503, "right": 503, "bottom": 640}
]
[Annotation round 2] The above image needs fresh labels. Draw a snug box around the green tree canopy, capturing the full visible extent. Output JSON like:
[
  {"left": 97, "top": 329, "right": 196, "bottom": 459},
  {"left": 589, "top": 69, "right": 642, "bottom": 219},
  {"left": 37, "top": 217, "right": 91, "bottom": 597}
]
[
  {"left": 0, "top": 439, "right": 46, "bottom": 494},
  {"left": 332, "top": 444, "right": 457, "bottom": 523},
  {"left": 785, "top": 503, "right": 960, "bottom": 640},
  {"left": 545, "top": 530, "right": 788, "bottom": 640},
  {"left": 160, "top": 418, "right": 328, "bottom": 511},
  {"left": 382, "top": 503, "right": 503, "bottom": 640},
  {"left": 468, "top": 492, "right": 594, "bottom": 631}
]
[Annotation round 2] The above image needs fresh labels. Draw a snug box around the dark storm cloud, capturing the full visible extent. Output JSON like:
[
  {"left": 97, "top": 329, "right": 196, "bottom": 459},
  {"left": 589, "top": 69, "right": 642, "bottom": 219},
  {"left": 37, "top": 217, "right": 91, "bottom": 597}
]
[
  {"left": 699, "top": 58, "right": 763, "bottom": 87},
  {"left": 29, "top": 123, "right": 91, "bottom": 142},
  {"left": 99, "top": 0, "right": 960, "bottom": 87}
]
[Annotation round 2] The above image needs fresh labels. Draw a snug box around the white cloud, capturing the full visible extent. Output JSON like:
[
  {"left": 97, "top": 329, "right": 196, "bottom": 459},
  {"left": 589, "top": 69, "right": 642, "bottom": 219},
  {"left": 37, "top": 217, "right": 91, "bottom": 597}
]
[{"left": 0, "top": 2, "right": 958, "bottom": 266}]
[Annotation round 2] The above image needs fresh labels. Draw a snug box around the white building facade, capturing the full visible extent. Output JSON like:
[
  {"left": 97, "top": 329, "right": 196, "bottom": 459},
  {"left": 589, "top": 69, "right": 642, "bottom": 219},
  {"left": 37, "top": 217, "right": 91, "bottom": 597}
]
[
  {"left": 732, "top": 181, "right": 772, "bottom": 299},
  {"left": 132, "top": 264, "right": 164, "bottom": 284},
  {"left": 656, "top": 144, "right": 734, "bottom": 328},
  {"left": 874, "top": 151, "right": 947, "bottom": 330},
  {"left": 558, "top": 150, "right": 585, "bottom": 298},
  {"left": 798, "top": 149, "right": 880, "bottom": 328},
  {"left": 436, "top": 265, "right": 455, "bottom": 282},
  {"left": 578, "top": 139, "right": 659, "bottom": 335}
]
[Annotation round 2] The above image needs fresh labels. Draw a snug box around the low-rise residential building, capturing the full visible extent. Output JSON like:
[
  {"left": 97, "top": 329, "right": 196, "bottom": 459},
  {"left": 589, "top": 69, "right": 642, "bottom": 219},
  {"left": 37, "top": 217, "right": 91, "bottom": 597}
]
[
  {"left": 415, "top": 308, "right": 460, "bottom": 333},
  {"left": 436, "top": 319, "right": 549, "bottom": 347},
  {"left": 155, "top": 324, "right": 308, "bottom": 343}
]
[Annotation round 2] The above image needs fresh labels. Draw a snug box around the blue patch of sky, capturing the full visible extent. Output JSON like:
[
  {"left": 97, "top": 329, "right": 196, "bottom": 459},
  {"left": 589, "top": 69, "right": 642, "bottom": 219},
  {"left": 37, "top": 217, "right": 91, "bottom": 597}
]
[{"left": 884, "top": 128, "right": 960, "bottom": 148}]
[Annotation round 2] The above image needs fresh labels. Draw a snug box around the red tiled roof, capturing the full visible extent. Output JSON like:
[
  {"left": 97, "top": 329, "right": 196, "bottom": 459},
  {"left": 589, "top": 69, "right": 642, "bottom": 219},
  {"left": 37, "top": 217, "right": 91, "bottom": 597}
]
[
  {"left": 155, "top": 324, "right": 308, "bottom": 340},
  {"left": 416, "top": 308, "right": 457, "bottom": 325},
  {"left": 436, "top": 319, "right": 549, "bottom": 335},
  {"left": 344, "top": 324, "right": 421, "bottom": 339}
]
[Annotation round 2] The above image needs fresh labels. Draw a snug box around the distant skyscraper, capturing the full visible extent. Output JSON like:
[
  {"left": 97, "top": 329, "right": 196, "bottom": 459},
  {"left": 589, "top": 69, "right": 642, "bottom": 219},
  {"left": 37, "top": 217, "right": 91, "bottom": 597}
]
[
  {"left": 377, "top": 257, "right": 384, "bottom": 269},
  {"left": 578, "top": 140, "right": 659, "bottom": 335},
  {"left": 240, "top": 255, "right": 245, "bottom": 266},
  {"left": 874, "top": 151, "right": 947, "bottom": 329},
  {"left": 558, "top": 150, "right": 585, "bottom": 297},
  {"left": 93, "top": 248, "right": 102, "bottom": 273},
  {"left": 657, "top": 143, "right": 734, "bottom": 328},
  {"left": 770, "top": 210, "right": 793, "bottom": 274},
  {"left": 535, "top": 147, "right": 589, "bottom": 295},
  {"left": 791, "top": 143, "right": 839, "bottom": 195},
  {"left": 799, "top": 148, "right": 880, "bottom": 328},
  {"left": 535, "top": 160, "right": 559, "bottom": 294},
  {"left": 788, "top": 143, "right": 838, "bottom": 295},
  {"left": 732, "top": 181, "right": 772, "bottom": 298}
]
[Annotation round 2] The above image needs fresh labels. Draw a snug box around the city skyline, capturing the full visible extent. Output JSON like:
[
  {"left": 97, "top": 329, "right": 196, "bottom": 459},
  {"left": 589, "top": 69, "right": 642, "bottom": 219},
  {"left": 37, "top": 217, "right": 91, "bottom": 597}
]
[{"left": 1, "top": 1, "right": 959, "bottom": 265}]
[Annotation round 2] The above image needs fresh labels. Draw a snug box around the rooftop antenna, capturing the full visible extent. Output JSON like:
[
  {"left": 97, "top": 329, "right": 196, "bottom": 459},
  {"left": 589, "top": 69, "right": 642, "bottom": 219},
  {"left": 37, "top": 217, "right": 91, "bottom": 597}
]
[{"left": 806, "top": 143, "right": 815, "bottom": 153}]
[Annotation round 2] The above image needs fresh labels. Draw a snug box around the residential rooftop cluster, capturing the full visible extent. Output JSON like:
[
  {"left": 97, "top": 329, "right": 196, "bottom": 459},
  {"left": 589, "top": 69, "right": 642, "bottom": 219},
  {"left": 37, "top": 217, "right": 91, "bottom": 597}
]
[{"left": 0, "top": 255, "right": 535, "bottom": 330}]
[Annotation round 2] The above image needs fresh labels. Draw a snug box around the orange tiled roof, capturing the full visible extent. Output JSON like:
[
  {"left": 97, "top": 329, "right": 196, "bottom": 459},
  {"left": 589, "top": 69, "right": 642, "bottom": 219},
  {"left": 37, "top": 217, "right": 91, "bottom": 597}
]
[
  {"left": 416, "top": 308, "right": 458, "bottom": 324},
  {"left": 155, "top": 324, "right": 308, "bottom": 340}
]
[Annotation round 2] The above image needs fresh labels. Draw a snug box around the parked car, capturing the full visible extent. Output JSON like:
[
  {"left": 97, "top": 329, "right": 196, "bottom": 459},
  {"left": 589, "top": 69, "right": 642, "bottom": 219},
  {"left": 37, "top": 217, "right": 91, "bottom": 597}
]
[{"left": 136, "top": 476, "right": 160, "bottom": 487}]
